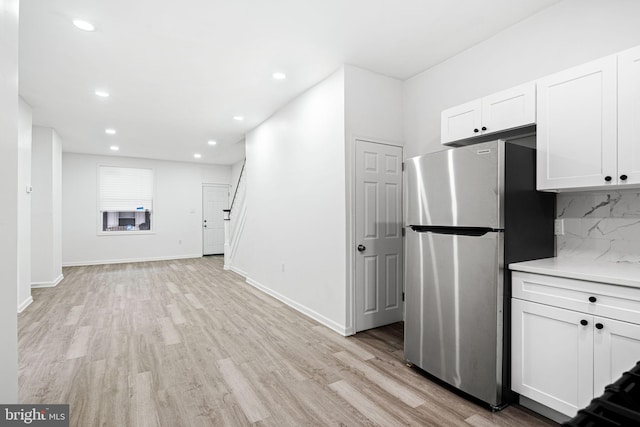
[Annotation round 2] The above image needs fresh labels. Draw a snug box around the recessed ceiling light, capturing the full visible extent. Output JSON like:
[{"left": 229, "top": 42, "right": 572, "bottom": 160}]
[
  {"left": 193, "top": 153, "right": 202, "bottom": 159},
  {"left": 73, "top": 20, "right": 95, "bottom": 32},
  {"left": 110, "top": 146, "right": 119, "bottom": 151},
  {"left": 95, "top": 90, "right": 109, "bottom": 98},
  {"left": 233, "top": 116, "right": 244, "bottom": 121},
  {"left": 208, "top": 140, "right": 217, "bottom": 146},
  {"left": 272, "top": 72, "right": 286, "bottom": 80},
  {"left": 105, "top": 128, "right": 116, "bottom": 135}
]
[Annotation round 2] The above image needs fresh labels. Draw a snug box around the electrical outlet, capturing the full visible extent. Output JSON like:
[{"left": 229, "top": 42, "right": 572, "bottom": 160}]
[{"left": 554, "top": 219, "right": 564, "bottom": 236}]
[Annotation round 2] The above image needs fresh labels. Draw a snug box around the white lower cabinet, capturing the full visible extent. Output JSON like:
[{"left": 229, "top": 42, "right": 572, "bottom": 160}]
[
  {"left": 593, "top": 316, "right": 640, "bottom": 394},
  {"left": 511, "top": 272, "right": 640, "bottom": 418},
  {"left": 512, "top": 299, "right": 594, "bottom": 416}
]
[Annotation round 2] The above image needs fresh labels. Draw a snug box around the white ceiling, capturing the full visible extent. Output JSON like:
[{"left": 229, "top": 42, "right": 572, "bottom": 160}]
[{"left": 19, "top": 0, "right": 561, "bottom": 165}]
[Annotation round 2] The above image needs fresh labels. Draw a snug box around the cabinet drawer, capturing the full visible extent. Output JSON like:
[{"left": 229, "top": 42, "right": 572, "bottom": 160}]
[{"left": 512, "top": 271, "right": 640, "bottom": 325}]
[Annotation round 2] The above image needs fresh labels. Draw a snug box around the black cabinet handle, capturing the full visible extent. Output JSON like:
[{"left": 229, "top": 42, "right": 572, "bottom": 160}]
[
  {"left": 589, "top": 296, "right": 597, "bottom": 303},
  {"left": 605, "top": 176, "right": 612, "bottom": 182},
  {"left": 580, "top": 319, "right": 588, "bottom": 326},
  {"left": 620, "top": 174, "right": 628, "bottom": 181},
  {"left": 481, "top": 126, "right": 487, "bottom": 131},
  {"left": 357, "top": 244, "right": 366, "bottom": 252},
  {"left": 473, "top": 128, "right": 479, "bottom": 133},
  {"left": 596, "top": 323, "right": 604, "bottom": 330}
]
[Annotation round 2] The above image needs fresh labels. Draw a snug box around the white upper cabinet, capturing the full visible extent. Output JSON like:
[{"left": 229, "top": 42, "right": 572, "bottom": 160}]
[
  {"left": 618, "top": 45, "right": 640, "bottom": 186},
  {"left": 441, "top": 82, "right": 535, "bottom": 145},
  {"left": 536, "top": 56, "right": 618, "bottom": 191},
  {"left": 441, "top": 99, "right": 482, "bottom": 143},
  {"left": 537, "top": 45, "right": 640, "bottom": 191},
  {"left": 482, "top": 83, "right": 536, "bottom": 135}
]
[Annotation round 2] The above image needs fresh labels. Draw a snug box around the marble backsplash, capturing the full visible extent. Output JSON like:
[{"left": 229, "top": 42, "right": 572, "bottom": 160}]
[{"left": 557, "top": 190, "right": 640, "bottom": 263}]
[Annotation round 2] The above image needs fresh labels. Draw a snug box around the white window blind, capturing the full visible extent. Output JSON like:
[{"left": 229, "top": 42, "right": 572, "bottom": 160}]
[{"left": 99, "top": 166, "right": 154, "bottom": 212}]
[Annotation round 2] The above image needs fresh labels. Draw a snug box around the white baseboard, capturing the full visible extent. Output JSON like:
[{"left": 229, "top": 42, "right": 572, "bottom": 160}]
[
  {"left": 227, "top": 265, "right": 248, "bottom": 277},
  {"left": 32, "top": 273, "right": 64, "bottom": 289},
  {"left": 245, "top": 276, "right": 349, "bottom": 336},
  {"left": 17, "top": 296, "right": 33, "bottom": 313},
  {"left": 62, "top": 254, "right": 202, "bottom": 267}
]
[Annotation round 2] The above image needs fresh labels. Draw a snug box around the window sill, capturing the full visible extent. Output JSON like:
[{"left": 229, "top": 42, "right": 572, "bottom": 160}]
[{"left": 97, "top": 230, "right": 156, "bottom": 236}]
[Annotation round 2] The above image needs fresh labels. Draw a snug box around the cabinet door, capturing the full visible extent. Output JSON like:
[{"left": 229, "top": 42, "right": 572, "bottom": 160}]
[
  {"left": 441, "top": 99, "right": 482, "bottom": 144},
  {"left": 618, "top": 45, "right": 640, "bottom": 186},
  {"left": 593, "top": 316, "right": 640, "bottom": 396},
  {"left": 481, "top": 82, "right": 535, "bottom": 136},
  {"left": 512, "top": 299, "right": 593, "bottom": 417},
  {"left": 536, "top": 56, "right": 617, "bottom": 190}
]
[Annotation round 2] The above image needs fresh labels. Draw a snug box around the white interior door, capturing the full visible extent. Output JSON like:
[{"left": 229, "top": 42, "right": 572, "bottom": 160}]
[
  {"left": 203, "top": 184, "right": 228, "bottom": 255},
  {"left": 355, "top": 140, "right": 403, "bottom": 332}
]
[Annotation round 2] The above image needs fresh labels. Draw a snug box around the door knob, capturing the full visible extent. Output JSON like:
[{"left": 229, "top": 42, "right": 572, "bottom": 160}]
[
  {"left": 204, "top": 225, "right": 207, "bottom": 228},
  {"left": 357, "top": 244, "right": 366, "bottom": 252}
]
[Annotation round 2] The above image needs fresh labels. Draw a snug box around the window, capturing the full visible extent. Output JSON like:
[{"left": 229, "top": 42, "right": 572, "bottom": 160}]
[{"left": 99, "top": 166, "right": 153, "bottom": 233}]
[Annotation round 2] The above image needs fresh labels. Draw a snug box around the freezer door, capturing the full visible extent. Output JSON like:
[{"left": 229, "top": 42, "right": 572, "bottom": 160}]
[
  {"left": 404, "top": 228, "right": 504, "bottom": 406},
  {"left": 405, "top": 140, "right": 503, "bottom": 229}
]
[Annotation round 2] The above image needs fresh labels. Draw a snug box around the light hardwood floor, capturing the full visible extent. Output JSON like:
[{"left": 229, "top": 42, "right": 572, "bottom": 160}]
[{"left": 19, "top": 256, "right": 556, "bottom": 426}]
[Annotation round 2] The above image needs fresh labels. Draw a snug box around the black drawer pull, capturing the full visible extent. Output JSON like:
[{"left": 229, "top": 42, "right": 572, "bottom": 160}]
[
  {"left": 580, "top": 319, "right": 588, "bottom": 326},
  {"left": 589, "top": 296, "right": 597, "bottom": 303}
]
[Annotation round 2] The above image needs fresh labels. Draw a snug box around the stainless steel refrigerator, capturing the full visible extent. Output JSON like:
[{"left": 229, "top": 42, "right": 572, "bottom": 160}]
[{"left": 404, "top": 137, "right": 555, "bottom": 409}]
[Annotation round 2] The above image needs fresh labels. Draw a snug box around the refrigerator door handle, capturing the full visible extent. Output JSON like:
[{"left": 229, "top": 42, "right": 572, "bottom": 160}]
[{"left": 408, "top": 225, "right": 501, "bottom": 236}]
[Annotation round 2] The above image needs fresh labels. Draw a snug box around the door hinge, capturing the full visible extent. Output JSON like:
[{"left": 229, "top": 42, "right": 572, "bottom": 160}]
[
  {"left": 402, "top": 227, "right": 405, "bottom": 237},
  {"left": 402, "top": 162, "right": 405, "bottom": 172},
  {"left": 402, "top": 292, "right": 405, "bottom": 302}
]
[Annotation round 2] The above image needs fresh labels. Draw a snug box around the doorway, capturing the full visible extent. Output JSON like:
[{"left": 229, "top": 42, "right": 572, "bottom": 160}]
[
  {"left": 202, "top": 184, "right": 229, "bottom": 255},
  {"left": 354, "top": 139, "right": 404, "bottom": 332}
]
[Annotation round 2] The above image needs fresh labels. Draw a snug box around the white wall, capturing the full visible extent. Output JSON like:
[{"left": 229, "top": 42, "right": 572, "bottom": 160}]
[
  {"left": 0, "top": 0, "right": 19, "bottom": 404},
  {"left": 403, "top": 0, "right": 640, "bottom": 158},
  {"left": 232, "top": 65, "right": 403, "bottom": 334},
  {"left": 62, "top": 153, "right": 230, "bottom": 265},
  {"left": 233, "top": 67, "right": 348, "bottom": 333},
  {"left": 17, "top": 98, "right": 32, "bottom": 312},
  {"left": 344, "top": 65, "right": 404, "bottom": 333},
  {"left": 345, "top": 65, "right": 404, "bottom": 144},
  {"left": 31, "top": 127, "right": 63, "bottom": 286}
]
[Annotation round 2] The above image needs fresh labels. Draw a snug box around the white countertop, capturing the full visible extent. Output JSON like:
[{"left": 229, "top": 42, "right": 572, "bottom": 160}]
[{"left": 509, "top": 257, "right": 640, "bottom": 288}]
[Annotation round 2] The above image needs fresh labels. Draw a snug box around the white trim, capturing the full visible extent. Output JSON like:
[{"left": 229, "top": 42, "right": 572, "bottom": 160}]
[
  {"left": 32, "top": 273, "right": 64, "bottom": 288},
  {"left": 62, "top": 254, "right": 201, "bottom": 267},
  {"left": 18, "top": 296, "right": 33, "bottom": 313},
  {"left": 245, "top": 276, "right": 349, "bottom": 336},
  {"left": 227, "top": 265, "right": 248, "bottom": 277}
]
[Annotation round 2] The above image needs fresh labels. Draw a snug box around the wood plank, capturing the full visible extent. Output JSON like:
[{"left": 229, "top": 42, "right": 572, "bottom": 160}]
[
  {"left": 333, "top": 350, "right": 425, "bottom": 408},
  {"left": 66, "top": 325, "right": 92, "bottom": 359},
  {"left": 329, "top": 379, "right": 403, "bottom": 426},
  {"left": 216, "top": 358, "right": 270, "bottom": 423}
]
